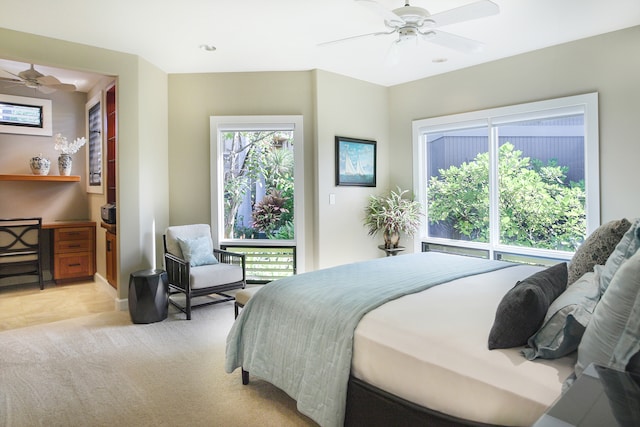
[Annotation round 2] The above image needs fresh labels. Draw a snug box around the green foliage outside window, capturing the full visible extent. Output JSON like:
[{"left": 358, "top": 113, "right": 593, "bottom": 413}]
[
  {"left": 223, "top": 131, "right": 295, "bottom": 240},
  {"left": 427, "top": 142, "right": 586, "bottom": 251}
]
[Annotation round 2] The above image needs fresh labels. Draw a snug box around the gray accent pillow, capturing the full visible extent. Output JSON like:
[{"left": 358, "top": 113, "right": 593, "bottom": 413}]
[
  {"left": 488, "top": 262, "right": 568, "bottom": 350},
  {"left": 522, "top": 271, "right": 600, "bottom": 360},
  {"left": 594, "top": 218, "right": 640, "bottom": 294},
  {"left": 567, "top": 218, "right": 631, "bottom": 286},
  {"left": 575, "top": 249, "right": 640, "bottom": 377}
]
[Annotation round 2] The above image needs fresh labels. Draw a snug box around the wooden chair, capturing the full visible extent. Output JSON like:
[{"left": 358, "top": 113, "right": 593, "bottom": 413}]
[
  {"left": 163, "top": 224, "right": 246, "bottom": 320},
  {"left": 0, "top": 217, "right": 44, "bottom": 290}
]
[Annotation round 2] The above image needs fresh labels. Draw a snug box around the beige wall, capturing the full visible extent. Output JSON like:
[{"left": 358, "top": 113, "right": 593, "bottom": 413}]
[
  {"left": 167, "top": 70, "right": 391, "bottom": 271},
  {"left": 314, "top": 70, "right": 390, "bottom": 268},
  {"left": 389, "top": 25, "right": 640, "bottom": 235},
  {"left": 0, "top": 86, "right": 89, "bottom": 222},
  {"left": 167, "top": 71, "right": 317, "bottom": 272},
  {"left": 0, "top": 28, "right": 170, "bottom": 303}
]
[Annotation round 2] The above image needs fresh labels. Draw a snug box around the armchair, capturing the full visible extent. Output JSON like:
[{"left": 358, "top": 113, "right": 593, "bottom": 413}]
[
  {"left": 0, "top": 217, "right": 44, "bottom": 290},
  {"left": 163, "top": 224, "right": 245, "bottom": 320}
]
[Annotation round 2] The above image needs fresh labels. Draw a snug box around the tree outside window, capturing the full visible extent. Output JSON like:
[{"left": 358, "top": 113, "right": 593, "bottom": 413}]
[
  {"left": 222, "top": 130, "right": 294, "bottom": 240},
  {"left": 415, "top": 94, "right": 599, "bottom": 261}
]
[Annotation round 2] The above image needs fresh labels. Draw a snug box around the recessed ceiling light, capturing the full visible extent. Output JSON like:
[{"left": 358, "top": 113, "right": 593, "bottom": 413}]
[
  {"left": 199, "top": 44, "right": 216, "bottom": 52},
  {"left": 432, "top": 58, "right": 448, "bottom": 63}
]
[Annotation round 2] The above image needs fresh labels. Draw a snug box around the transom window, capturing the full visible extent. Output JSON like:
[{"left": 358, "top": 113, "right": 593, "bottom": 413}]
[{"left": 412, "top": 93, "right": 599, "bottom": 262}]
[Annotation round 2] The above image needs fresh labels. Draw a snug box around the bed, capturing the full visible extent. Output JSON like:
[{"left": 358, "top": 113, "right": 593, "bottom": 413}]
[{"left": 225, "top": 251, "right": 578, "bottom": 427}]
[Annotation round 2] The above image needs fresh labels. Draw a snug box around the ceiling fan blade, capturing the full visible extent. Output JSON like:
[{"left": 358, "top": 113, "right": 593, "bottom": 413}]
[
  {"left": 1, "top": 69, "right": 22, "bottom": 79},
  {"left": 49, "top": 83, "right": 77, "bottom": 92},
  {"left": 421, "top": 30, "right": 485, "bottom": 53},
  {"left": 37, "top": 75, "right": 64, "bottom": 86},
  {"left": 355, "top": 0, "right": 405, "bottom": 26},
  {"left": 426, "top": 0, "right": 499, "bottom": 28},
  {"left": 318, "top": 29, "right": 395, "bottom": 46},
  {"left": 36, "top": 72, "right": 77, "bottom": 91},
  {"left": 0, "top": 75, "right": 21, "bottom": 83}
]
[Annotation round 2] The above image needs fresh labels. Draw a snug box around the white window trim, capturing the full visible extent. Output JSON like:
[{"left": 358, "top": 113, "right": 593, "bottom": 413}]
[
  {"left": 210, "top": 115, "right": 305, "bottom": 273},
  {"left": 412, "top": 93, "right": 599, "bottom": 257}
]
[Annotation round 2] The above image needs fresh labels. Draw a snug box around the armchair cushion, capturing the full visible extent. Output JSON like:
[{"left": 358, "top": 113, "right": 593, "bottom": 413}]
[
  {"left": 177, "top": 235, "right": 218, "bottom": 267},
  {"left": 165, "top": 224, "right": 214, "bottom": 259},
  {"left": 190, "top": 263, "right": 244, "bottom": 290}
]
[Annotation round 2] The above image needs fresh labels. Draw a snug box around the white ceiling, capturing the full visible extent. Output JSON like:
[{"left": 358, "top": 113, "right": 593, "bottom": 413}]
[{"left": 1, "top": 0, "right": 639, "bottom": 91}]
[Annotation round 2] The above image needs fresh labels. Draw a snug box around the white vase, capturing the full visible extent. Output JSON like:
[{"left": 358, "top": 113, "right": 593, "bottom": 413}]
[
  {"left": 30, "top": 154, "right": 51, "bottom": 175},
  {"left": 58, "top": 154, "right": 72, "bottom": 176}
]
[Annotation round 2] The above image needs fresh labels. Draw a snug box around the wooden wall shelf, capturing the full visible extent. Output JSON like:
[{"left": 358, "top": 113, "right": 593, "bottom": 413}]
[{"left": 0, "top": 174, "right": 80, "bottom": 182}]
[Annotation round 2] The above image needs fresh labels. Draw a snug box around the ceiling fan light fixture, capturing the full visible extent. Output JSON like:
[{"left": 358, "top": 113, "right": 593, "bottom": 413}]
[
  {"left": 398, "top": 27, "right": 419, "bottom": 43},
  {"left": 199, "top": 44, "right": 216, "bottom": 52}
]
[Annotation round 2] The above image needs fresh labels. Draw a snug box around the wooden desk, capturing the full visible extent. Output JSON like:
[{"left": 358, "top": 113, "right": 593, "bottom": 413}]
[{"left": 43, "top": 221, "right": 96, "bottom": 284}]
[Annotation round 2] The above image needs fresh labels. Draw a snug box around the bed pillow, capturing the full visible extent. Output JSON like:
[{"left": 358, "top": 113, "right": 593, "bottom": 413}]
[
  {"left": 522, "top": 271, "right": 600, "bottom": 360},
  {"left": 177, "top": 235, "right": 218, "bottom": 267},
  {"left": 594, "top": 218, "right": 640, "bottom": 294},
  {"left": 567, "top": 218, "right": 631, "bottom": 286},
  {"left": 575, "top": 249, "right": 640, "bottom": 377},
  {"left": 488, "top": 262, "right": 568, "bottom": 350}
]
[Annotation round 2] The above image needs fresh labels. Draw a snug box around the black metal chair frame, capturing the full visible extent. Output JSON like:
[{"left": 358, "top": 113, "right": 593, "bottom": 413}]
[
  {"left": 163, "top": 235, "right": 246, "bottom": 320},
  {"left": 0, "top": 217, "right": 44, "bottom": 290}
]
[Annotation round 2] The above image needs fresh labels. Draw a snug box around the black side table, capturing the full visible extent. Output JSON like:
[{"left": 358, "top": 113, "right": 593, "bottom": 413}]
[{"left": 128, "top": 269, "right": 168, "bottom": 324}]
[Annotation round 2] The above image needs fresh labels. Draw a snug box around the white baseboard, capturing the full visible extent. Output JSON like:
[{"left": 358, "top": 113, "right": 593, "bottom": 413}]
[{"left": 94, "top": 273, "right": 128, "bottom": 311}]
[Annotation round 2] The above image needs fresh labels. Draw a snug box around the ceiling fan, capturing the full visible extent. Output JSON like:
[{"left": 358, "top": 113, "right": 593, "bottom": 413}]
[
  {"left": 0, "top": 64, "right": 76, "bottom": 94},
  {"left": 321, "top": 0, "right": 499, "bottom": 57}
]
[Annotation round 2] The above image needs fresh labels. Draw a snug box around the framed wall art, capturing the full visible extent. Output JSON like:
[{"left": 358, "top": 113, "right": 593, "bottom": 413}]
[
  {"left": 335, "top": 136, "right": 376, "bottom": 187},
  {"left": 85, "top": 93, "right": 103, "bottom": 193}
]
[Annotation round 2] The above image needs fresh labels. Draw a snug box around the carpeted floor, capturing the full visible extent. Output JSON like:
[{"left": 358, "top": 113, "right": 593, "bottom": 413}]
[{"left": 0, "top": 301, "right": 317, "bottom": 427}]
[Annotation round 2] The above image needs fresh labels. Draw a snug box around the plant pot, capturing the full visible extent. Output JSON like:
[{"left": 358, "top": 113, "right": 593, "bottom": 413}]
[{"left": 383, "top": 230, "right": 400, "bottom": 249}]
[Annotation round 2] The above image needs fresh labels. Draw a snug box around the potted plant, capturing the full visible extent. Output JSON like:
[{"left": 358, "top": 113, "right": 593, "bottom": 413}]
[{"left": 364, "top": 187, "right": 423, "bottom": 249}]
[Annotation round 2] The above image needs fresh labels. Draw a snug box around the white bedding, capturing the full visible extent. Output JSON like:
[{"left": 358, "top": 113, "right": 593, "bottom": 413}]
[{"left": 352, "top": 264, "right": 577, "bottom": 427}]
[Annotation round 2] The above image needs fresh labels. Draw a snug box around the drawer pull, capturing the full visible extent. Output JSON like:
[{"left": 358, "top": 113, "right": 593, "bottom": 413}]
[{"left": 69, "top": 263, "right": 82, "bottom": 267}]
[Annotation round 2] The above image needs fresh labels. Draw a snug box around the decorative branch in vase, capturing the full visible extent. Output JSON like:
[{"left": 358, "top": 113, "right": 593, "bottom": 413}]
[
  {"left": 54, "top": 133, "right": 86, "bottom": 176},
  {"left": 363, "top": 186, "right": 423, "bottom": 250}
]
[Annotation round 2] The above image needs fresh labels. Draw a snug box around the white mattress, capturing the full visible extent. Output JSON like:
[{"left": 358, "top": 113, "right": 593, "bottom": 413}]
[{"left": 352, "top": 264, "right": 577, "bottom": 427}]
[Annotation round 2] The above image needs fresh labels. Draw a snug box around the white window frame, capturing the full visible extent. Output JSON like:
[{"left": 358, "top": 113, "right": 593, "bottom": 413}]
[
  {"left": 412, "top": 93, "right": 599, "bottom": 259},
  {"left": 210, "top": 115, "right": 305, "bottom": 273}
]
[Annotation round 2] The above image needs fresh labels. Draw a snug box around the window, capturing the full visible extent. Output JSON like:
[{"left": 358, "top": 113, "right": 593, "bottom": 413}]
[
  {"left": 210, "top": 116, "right": 305, "bottom": 280},
  {"left": 412, "top": 93, "right": 599, "bottom": 261},
  {"left": 0, "top": 94, "right": 52, "bottom": 136}
]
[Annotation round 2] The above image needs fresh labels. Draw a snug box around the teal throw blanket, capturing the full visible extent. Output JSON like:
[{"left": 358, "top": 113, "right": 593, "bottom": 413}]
[{"left": 225, "top": 252, "right": 514, "bottom": 427}]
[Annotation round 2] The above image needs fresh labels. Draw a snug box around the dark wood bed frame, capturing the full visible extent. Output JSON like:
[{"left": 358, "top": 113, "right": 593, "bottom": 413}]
[
  {"left": 241, "top": 369, "right": 498, "bottom": 427},
  {"left": 345, "top": 376, "right": 499, "bottom": 427}
]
